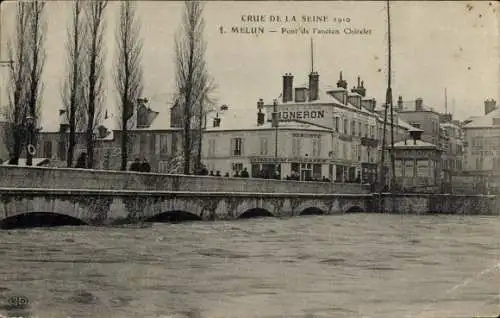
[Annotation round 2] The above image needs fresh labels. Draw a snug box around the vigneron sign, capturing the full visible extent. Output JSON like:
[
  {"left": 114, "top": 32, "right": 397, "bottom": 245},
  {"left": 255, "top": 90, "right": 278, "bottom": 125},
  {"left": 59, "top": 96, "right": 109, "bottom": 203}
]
[{"left": 279, "top": 110, "right": 325, "bottom": 120}]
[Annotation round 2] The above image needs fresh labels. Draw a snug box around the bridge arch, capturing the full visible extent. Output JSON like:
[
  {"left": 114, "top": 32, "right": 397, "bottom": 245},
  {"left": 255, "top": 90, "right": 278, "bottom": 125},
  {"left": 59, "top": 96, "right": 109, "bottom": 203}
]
[
  {"left": 344, "top": 205, "right": 365, "bottom": 213},
  {"left": 295, "top": 200, "right": 329, "bottom": 216},
  {"left": 144, "top": 210, "right": 202, "bottom": 223},
  {"left": 238, "top": 208, "right": 274, "bottom": 219},
  {"left": 0, "top": 212, "right": 88, "bottom": 229},
  {"left": 300, "top": 207, "right": 326, "bottom": 216}
]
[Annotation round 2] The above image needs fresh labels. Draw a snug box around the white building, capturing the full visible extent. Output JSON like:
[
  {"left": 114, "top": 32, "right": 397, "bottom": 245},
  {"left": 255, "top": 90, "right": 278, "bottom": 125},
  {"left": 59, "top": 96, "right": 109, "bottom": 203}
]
[
  {"left": 202, "top": 71, "right": 418, "bottom": 183},
  {"left": 462, "top": 99, "right": 500, "bottom": 174}
]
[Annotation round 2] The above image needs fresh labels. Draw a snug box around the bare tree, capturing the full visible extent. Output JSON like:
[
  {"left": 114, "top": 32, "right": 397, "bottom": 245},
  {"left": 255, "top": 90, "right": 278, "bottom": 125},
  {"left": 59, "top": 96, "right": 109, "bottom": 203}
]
[
  {"left": 174, "top": 0, "right": 214, "bottom": 174},
  {"left": 4, "top": 1, "right": 46, "bottom": 165},
  {"left": 61, "top": 0, "right": 86, "bottom": 167},
  {"left": 114, "top": 1, "right": 143, "bottom": 171},
  {"left": 192, "top": 76, "right": 217, "bottom": 171},
  {"left": 83, "top": 0, "right": 107, "bottom": 168}
]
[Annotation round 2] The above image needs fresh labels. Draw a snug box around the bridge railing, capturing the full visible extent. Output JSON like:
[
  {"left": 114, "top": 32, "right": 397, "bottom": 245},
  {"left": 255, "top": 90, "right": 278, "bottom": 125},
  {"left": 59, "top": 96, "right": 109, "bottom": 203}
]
[{"left": 0, "top": 165, "right": 370, "bottom": 194}]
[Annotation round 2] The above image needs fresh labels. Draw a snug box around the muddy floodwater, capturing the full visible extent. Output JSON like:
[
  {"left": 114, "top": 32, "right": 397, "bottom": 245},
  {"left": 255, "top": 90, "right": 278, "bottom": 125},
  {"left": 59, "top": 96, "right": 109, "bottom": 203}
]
[{"left": 0, "top": 214, "right": 498, "bottom": 318}]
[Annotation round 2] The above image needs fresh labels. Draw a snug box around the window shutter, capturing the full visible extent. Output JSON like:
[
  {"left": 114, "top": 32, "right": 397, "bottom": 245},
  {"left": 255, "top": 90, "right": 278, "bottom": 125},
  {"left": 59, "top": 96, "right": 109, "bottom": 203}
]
[
  {"left": 241, "top": 138, "right": 245, "bottom": 156},
  {"left": 230, "top": 138, "right": 235, "bottom": 156}
]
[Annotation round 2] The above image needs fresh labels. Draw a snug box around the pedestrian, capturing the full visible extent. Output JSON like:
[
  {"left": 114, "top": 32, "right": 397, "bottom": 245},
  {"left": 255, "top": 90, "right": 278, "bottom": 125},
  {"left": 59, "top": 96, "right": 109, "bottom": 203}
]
[
  {"left": 75, "top": 153, "right": 87, "bottom": 168},
  {"left": 240, "top": 167, "right": 249, "bottom": 178},
  {"left": 129, "top": 158, "right": 140, "bottom": 171},
  {"left": 140, "top": 158, "right": 151, "bottom": 172}
]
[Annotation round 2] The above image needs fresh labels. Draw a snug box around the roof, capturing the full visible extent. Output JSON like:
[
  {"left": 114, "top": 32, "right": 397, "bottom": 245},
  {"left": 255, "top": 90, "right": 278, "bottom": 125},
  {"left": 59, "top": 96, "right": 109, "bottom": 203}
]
[
  {"left": 399, "top": 100, "right": 437, "bottom": 112},
  {"left": 463, "top": 108, "right": 500, "bottom": 128},
  {"left": 393, "top": 139, "right": 438, "bottom": 149}
]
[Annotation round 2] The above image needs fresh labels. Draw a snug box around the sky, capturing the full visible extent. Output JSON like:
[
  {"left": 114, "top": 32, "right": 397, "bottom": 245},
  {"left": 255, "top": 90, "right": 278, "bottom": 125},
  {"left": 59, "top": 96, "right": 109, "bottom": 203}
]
[{"left": 0, "top": 1, "right": 498, "bottom": 131}]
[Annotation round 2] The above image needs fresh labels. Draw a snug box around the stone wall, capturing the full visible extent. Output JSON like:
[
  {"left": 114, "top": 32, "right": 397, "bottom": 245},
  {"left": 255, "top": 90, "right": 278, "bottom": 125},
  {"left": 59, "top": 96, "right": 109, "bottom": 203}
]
[
  {"left": 0, "top": 165, "right": 370, "bottom": 194},
  {"left": 379, "top": 193, "right": 499, "bottom": 215}
]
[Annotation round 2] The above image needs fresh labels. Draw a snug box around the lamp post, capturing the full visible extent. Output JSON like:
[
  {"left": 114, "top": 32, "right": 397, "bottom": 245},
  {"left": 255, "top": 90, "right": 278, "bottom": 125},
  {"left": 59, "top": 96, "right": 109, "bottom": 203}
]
[{"left": 25, "top": 112, "right": 35, "bottom": 166}]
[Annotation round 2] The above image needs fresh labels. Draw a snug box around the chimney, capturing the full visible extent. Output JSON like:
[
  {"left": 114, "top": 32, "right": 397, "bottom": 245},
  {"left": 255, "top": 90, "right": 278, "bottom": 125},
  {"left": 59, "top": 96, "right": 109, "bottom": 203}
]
[
  {"left": 415, "top": 98, "right": 423, "bottom": 111},
  {"left": 397, "top": 95, "right": 403, "bottom": 110},
  {"left": 484, "top": 98, "right": 497, "bottom": 115},
  {"left": 351, "top": 76, "right": 366, "bottom": 97},
  {"left": 308, "top": 71, "right": 319, "bottom": 101},
  {"left": 295, "top": 87, "right": 307, "bottom": 102},
  {"left": 257, "top": 98, "right": 265, "bottom": 126},
  {"left": 282, "top": 73, "right": 294, "bottom": 103},
  {"left": 336, "top": 71, "right": 347, "bottom": 89}
]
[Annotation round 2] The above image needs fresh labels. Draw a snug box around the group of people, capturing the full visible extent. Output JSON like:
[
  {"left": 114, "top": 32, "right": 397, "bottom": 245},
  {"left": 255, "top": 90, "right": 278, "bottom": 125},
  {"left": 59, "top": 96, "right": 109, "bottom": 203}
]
[{"left": 129, "top": 158, "right": 151, "bottom": 172}]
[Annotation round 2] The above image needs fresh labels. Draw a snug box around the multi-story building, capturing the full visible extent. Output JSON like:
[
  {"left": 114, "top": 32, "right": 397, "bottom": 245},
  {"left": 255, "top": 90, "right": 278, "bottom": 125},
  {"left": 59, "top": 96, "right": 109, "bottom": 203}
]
[
  {"left": 396, "top": 96, "right": 441, "bottom": 145},
  {"left": 202, "top": 71, "right": 417, "bottom": 183},
  {"left": 462, "top": 99, "right": 499, "bottom": 174},
  {"left": 35, "top": 100, "right": 182, "bottom": 172}
]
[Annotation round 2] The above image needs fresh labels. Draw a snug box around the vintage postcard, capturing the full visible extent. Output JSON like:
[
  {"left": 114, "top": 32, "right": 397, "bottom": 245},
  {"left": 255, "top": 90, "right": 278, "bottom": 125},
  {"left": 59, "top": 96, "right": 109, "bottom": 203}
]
[{"left": 0, "top": 1, "right": 498, "bottom": 317}]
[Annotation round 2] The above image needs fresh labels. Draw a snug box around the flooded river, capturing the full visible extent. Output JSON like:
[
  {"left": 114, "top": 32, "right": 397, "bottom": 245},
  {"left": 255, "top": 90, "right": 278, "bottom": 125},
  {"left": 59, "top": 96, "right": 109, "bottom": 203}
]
[{"left": 0, "top": 214, "right": 498, "bottom": 318}]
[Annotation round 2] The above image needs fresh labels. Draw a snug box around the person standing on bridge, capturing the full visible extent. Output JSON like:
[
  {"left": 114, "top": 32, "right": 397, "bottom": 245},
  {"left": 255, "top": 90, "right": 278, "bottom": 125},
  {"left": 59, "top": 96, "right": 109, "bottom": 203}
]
[
  {"left": 129, "top": 158, "right": 140, "bottom": 171},
  {"left": 240, "top": 167, "right": 249, "bottom": 178}
]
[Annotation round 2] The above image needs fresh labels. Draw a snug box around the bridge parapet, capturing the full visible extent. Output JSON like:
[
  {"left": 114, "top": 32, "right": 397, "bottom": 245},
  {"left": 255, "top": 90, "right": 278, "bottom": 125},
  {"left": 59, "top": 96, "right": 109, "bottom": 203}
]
[{"left": 0, "top": 165, "right": 369, "bottom": 194}]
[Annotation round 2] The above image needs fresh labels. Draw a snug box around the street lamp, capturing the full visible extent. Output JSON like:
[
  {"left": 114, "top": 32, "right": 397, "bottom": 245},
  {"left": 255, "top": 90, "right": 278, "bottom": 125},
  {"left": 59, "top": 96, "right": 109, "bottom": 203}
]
[{"left": 25, "top": 111, "right": 35, "bottom": 166}]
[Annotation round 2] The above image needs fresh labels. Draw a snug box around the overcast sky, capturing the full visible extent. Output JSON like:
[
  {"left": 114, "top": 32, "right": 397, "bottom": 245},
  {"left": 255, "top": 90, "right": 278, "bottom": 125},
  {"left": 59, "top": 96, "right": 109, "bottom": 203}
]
[{"left": 0, "top": 1, "right": 498, "bottom": 131}]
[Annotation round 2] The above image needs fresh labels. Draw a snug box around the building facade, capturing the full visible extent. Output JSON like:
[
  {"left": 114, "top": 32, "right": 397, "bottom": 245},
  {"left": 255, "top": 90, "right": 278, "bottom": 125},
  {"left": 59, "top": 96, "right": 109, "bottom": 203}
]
[
  {"left": 35, "top": 100, "right": 182, "bottom": 172},
  {"left": 462, "top": 99, "right": 500, "bottom": 174},
  {"left": 202, "top": 72, "right": 418, "bottom": 183}
]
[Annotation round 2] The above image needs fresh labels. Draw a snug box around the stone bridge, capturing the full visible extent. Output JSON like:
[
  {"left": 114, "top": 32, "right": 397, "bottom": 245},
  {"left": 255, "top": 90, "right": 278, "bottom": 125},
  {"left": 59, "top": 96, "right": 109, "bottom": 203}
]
[
  {"left": 0, "top": 188, "right": 371, "bottom": 228},
  {"left": 0, "top": 166, "right": 498, "bottom": 228}
]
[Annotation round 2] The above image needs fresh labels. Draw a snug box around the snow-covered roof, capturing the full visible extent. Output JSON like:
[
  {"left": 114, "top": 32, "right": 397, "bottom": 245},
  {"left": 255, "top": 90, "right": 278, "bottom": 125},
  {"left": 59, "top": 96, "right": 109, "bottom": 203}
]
[
  {"left": 463, "top": 108, "right": 500, "bottom": 129},
  {"left": 393, "top": 139, "right": 437, "bottom": 149}
]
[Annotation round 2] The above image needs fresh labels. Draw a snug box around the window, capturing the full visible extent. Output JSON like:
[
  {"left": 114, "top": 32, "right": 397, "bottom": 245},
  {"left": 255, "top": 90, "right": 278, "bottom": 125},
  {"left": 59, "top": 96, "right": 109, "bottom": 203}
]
[
  {"left": 140, "top": 134, "right": 148, "bottom": 154},
  {"left": 43, "top": 141, "right": 52, "bottom": 158},
  {"left": 344, "top": 119, "right": 348, "bottom": 134},
  {"left": 208, "top": 139, "right": 216, "bottom": 157},
  {"left": 334, "top": 117, "right": 339, "bottom": 132},
  {"left": 58, "top": 140, "right": 66, "bottom": 161},
  {"left": 231, "top": 137, "right": 243, "bottom": 156},
  {"left": 160, "top": 135, "right": 169, "bottom": 155},
  {"left": 232, "top": 162, "right": 243, "bottom": 172},
  {"left": 351, "top": 120, "right": 356, "bottom": 135},
  {"left": 358, "top": 122, "right": 362, "bottom": 137},
  {"left": 342, "top": 142, "right": 347, "bottom": 160},
  {"left": 312, "top": 138, "right": 321, "bottom": 157},
  {"left": 292, "top": 137, "right": 301, "bottom": 157},
  {"left": 364, "top": 124, "right": 369, "bottom": 137},
  {"left": 259, "top": 138, "right": 268, "bottom": 155},
  {"left": 312, "top": 164, "right": 322, "bottom": 179}
]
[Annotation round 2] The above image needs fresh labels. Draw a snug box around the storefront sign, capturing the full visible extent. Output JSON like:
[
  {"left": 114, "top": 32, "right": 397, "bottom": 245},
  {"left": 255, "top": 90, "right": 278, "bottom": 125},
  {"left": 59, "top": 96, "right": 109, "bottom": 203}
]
[{"left": 279, "top": 110, "right": 325, "bottom": 120}]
